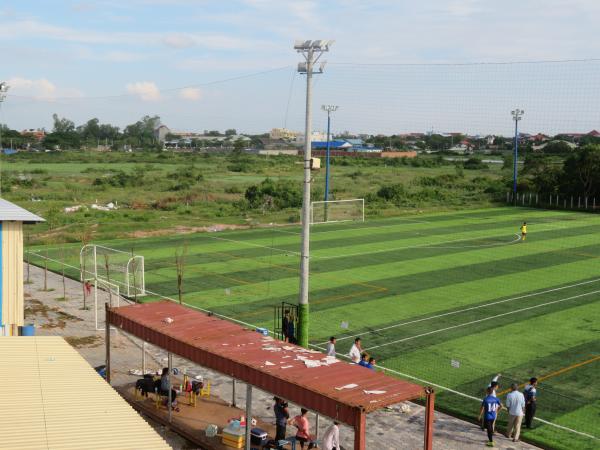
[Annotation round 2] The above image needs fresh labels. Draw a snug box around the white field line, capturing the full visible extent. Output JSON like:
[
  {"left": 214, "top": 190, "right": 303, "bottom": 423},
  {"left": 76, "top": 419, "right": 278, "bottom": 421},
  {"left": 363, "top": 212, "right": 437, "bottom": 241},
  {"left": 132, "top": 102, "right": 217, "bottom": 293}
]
[
  {"left": 310, "top": 343, "right": 600, "bottom": 441},
  {"left": 313, "top": 233, "right": 521, "bottom": 260},
  {"left": 363, "top": 289, "right": 600, "bottom": 351},
  {"left": 320, "top": 277, "right": 600, "bottom": 345},
  {"left": 202, "top": 234, "right": 301, "bottom": 255}
]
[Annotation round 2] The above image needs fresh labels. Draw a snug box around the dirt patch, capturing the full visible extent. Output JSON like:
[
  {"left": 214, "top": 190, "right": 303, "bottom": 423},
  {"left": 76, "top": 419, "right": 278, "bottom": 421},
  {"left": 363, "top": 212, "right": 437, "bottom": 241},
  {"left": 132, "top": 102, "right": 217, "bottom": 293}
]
[
  {"left": 40, "top": 319, "right": 67, "bottom": 329},
  {"left": 24, "top": 299, "right": 51, "bottom": 318},
  {"left": 127, "top": 223, "right": 249, "bottom": 238},
  {"left": 65, "top": 335, "right": 102, "bottom": 348}
]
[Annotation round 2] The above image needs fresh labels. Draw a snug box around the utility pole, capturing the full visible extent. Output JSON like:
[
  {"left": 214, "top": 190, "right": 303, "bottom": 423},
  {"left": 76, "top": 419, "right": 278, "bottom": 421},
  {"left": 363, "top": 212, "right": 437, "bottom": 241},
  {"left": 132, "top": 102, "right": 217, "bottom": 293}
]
[
  {"left": 511, "top": 109, "right": 524, "bottom": 198},
  {"left": 0, "top": 82, "right": 10, "bottom": 197},
  {"left": 321, "top": 105, "right": 338, "bottom": 204},
  {"left": 295, "top": 40, "right": 333, "bottom": 348}
]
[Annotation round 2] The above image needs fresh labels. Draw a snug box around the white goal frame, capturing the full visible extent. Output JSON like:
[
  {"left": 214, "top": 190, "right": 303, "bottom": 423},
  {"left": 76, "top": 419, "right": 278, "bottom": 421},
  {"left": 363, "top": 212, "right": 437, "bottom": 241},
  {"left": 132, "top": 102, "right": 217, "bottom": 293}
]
[
  {"left": 79, "top": 244, "right": 146, "bottom": 298},
  {"left": 310, "top": 198, "right": 365, "bottom": 224},
  {"left": 90, "top": 278, "right": 120, "bottom": 331}
]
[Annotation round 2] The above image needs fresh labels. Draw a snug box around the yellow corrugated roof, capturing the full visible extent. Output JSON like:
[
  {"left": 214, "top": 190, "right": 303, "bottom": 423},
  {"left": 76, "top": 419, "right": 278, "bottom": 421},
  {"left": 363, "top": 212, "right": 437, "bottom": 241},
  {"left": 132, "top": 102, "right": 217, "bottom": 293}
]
[{"left": 0, "top": 337, "right": 171, "bottom": 450}]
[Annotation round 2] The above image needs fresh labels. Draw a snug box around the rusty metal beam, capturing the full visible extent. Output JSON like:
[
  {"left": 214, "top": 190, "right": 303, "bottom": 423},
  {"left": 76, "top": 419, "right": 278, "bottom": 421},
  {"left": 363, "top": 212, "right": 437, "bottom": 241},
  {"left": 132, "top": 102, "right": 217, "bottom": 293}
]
[
  {"left": 353, "top": 410, "right": 366, "bottom": 450},
  {"left": 424, "top": 388, "right": 435, "bottom": 450}
]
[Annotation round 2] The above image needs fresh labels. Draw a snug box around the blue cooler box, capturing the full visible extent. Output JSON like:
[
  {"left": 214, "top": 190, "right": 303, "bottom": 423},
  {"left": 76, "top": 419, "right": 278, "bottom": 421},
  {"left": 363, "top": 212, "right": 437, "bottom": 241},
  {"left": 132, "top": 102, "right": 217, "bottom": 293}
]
[{"left": 251, "top": 427, "right": 268, "bottom": 446}]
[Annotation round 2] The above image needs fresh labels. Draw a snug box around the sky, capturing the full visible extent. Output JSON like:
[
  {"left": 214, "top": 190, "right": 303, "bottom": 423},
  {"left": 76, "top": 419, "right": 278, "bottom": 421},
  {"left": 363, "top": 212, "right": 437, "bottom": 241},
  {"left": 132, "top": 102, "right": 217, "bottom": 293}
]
[{"left": 1, "top": 0, "right": 600, "bottom": 135}]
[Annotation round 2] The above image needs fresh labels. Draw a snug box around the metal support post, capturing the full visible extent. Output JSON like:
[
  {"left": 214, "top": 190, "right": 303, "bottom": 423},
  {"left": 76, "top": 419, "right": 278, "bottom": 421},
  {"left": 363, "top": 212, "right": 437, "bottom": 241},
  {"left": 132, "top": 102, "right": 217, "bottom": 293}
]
[
  {"left": 142, "top": 342, "right": 146, "bottom": 374},
  {"left": 168, "top": 352, "right": 173, "bottom": 423},
  {"left": 245, "top": 384, "right": 253, "bottom": 450},
  {"left": 105, "top": 303, "right": 111, "bottom": 384},
  {"left": 232, "top": 378, "right": 237, "bottom": 407},
  {"left": 315, "top": 413, "right": 320, "bottom": 441},
  {"left": 424, "top": 388, "right": 435, "bottom": 450},
  {"left": 353, "top": 411, "right": 366, "bottom": 450}
]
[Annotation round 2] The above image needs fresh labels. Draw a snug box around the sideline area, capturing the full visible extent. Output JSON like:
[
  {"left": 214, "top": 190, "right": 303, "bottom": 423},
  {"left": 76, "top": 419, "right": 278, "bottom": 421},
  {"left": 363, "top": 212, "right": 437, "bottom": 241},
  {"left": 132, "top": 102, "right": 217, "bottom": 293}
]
[{"left": 23, "top": 263, "right": 540, "bottom": 450}]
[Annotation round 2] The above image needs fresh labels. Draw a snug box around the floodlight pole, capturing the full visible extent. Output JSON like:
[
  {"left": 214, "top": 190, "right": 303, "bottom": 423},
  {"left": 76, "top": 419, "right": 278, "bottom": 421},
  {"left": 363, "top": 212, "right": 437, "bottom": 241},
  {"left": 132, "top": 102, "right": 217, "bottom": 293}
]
[
  {"left": 296, "top": 40, "right": 332, "bottom": 348},
  {"left": 511, "top": 109, "right": 524, "bottom": 198},
  {"left": 322, "top": 105, "right": 338, "bottom": 203},
  {"left": 0, "top": 82, "right": 9, "bottom": 197}
]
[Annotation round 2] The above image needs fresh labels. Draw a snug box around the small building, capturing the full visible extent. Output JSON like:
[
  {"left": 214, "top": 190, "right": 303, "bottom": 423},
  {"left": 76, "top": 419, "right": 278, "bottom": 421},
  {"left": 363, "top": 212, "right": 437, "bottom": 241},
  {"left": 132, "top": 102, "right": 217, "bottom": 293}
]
[
  {"left": 153, "top": 124, "right": 171, "bottom": 143},
  {"left": 0, "top": 336, "right": 171, "bottom": 450},
  {"left": 311, "top": 140, "right": 352, "bottom": 150},
  {"left": 269, "top": 128, "right": 298, "bottom": 140},
  {"left": 0, "top": 199, "right": 44, "bottom": 335}
]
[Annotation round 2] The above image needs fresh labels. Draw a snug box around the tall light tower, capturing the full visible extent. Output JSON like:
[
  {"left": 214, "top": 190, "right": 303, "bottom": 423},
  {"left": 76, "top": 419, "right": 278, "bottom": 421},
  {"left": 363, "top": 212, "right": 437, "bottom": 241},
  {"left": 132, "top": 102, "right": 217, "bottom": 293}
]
[
  {"left": 511, "top": 109, "right": 524, "bottom": 196},
  {"left": 295, "top": 39, "right": 333, "bottom": 348},
  {"left": 0, "top": 82, "right": 10, "bottom": 197},
  {"left": 321, "top": 105, "right": 338, "bottom": 203}
]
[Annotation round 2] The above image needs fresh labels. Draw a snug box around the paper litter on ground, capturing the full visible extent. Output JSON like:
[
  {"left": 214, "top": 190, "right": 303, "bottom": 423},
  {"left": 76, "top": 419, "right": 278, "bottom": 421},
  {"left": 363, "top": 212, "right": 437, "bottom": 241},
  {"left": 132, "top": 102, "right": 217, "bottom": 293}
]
[
  {"left": 281, "top": 365, "right": 294, "bottom": 369},
  {"left": 363, "top": 390, "right": 387, "bottom": 395},
  {"left": 304, "top": 360, "right": 322, "bottom": 368},
  {"left": 264, "top": 361, "right": 275, "bottom": 366},
  {"left": 335, "top": 383, "right": 358, "bottom": 390}
]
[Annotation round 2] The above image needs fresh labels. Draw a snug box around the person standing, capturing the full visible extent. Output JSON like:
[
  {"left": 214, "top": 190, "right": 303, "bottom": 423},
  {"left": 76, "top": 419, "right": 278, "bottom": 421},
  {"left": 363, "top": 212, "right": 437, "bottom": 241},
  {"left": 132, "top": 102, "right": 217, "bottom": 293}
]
[
  {"left": 322, "top": 421, "right": 340, "bottom": 450},
  {"left": 273, "top": 397, "right": 289, "bottom": 442},
  {"left": 478, "top": 387, "right": 502, "bottom": 447},
  {"left": 349, "top": 337, "right": 362, "bottom": 363},
  {"left": 505, "top": 383, "right": 526, "bottom": 442},
  {"left": 524, "top": 377, "right": 538, "bottom": 429},
  {"left": 520, "top": 222, "right": 527, "bottom": 242},
  {"left": 290, "top": 408, "right": 311, "bottom": 449},
  {"left": 326, "top": 336, "right": 336, "bottom": 357},
  {"left": 282, "top": 311, "right": 290, "bottom": 342}
]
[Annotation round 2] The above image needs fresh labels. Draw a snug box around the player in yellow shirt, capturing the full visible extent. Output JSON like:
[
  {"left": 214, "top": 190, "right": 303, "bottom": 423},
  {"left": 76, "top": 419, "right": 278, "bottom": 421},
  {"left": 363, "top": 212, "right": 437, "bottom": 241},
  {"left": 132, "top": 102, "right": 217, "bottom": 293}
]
[{"left": 520, "top": 222, "right": 527, "bottom": 241}]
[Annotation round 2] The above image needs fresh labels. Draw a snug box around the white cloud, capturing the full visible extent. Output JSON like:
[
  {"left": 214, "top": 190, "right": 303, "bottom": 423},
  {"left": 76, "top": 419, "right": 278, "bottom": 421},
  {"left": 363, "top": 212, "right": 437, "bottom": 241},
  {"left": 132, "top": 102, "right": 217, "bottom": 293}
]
[
  {"left": 126, "top": 81, "right": 161, "bottom": 101},
  {"left": 6, "top": 77, "right": 83, "bottom": 100},
  {"left": 179, "top": 87, "right": 202, "bottom": 101}
]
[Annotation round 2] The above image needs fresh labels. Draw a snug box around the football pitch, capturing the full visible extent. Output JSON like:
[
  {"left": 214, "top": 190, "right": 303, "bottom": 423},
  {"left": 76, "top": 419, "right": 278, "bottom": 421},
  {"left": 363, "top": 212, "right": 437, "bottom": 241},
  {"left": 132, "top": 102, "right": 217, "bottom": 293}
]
[{"left": 33, "top": 207, "right": 600, "bottom": 450}]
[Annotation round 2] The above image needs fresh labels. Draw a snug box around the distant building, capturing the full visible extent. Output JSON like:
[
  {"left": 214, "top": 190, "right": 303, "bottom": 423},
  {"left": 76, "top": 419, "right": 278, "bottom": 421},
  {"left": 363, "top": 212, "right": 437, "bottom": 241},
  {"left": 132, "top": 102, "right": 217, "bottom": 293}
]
[
  {"left": 270, "top": 128, "right": 298, "bottom": 140},
  {"left": 295, "top": 131, "right": 327, "bottom": 145},
  {"left": 20, "top": 129, "right": 46, "bottom": 142},
  {"left": 0, "top": 199, "right": 44, "bottom": 335},
  {"left": 311, "top": 140, "right": 352, "bottom": 150},
  {"left": 153, "top": 124, "right": 170, "bottom": 143}
]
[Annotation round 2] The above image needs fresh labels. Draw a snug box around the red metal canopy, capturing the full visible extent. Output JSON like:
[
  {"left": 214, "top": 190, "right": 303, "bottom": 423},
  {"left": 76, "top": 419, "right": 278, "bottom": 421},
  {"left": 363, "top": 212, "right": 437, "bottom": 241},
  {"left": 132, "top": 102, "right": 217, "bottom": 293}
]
[{"left": 107, "top": 301, "right": 433, "bottom": 449}]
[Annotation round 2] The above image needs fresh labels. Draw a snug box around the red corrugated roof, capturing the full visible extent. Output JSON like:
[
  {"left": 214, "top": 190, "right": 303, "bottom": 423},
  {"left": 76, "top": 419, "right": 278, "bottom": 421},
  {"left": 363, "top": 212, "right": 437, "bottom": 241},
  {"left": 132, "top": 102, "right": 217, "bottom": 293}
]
[{"left": 108, "top": 301, "right": 425, "bottom": 426}]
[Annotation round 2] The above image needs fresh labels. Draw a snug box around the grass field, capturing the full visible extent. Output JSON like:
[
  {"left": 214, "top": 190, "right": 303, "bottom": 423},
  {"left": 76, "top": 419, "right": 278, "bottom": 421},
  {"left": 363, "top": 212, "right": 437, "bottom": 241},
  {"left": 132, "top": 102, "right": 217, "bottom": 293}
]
[{"left": 31, "top": 206, "right": 600, "bottom": 450}]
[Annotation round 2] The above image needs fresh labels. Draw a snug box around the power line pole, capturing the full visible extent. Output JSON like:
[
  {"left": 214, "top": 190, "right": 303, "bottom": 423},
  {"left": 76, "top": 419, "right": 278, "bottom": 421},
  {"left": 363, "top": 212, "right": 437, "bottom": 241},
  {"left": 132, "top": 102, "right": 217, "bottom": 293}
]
[
  {"left": 295, "top": 40, "right": 333, "bottom": 348},
  {"left": 511, "top": 109, "right": 524, "bottom": 199},
  {"left": 0, "top": 82, "right": 10, "bottom": 197}
]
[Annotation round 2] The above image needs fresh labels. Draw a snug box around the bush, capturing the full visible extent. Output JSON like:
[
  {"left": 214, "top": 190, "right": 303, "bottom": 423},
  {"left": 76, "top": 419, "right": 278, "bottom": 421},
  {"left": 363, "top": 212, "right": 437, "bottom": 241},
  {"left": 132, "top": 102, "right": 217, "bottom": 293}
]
[
  {"left": 377, "top": 183, "right": 407, "bottom": 202},
  {"left": 463, "top": 158, "right": 489, "bottom": 170},
  {"left": 245, "top": 178, "right": 302, "bottom": 210}
]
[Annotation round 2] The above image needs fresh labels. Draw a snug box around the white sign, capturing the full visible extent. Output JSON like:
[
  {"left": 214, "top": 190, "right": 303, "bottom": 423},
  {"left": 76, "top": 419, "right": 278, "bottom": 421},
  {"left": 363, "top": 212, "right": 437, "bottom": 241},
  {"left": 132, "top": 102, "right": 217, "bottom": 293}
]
[{"left": 451, "top": 359, "right": 460, "bottom": 368}]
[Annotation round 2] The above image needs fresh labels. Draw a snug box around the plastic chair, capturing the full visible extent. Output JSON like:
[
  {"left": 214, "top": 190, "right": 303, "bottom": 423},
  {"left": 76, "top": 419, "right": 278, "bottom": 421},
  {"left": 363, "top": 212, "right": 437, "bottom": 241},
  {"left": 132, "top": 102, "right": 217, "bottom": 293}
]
[{"left": 200, "top": 380, "right": 211, "bottom": 397}]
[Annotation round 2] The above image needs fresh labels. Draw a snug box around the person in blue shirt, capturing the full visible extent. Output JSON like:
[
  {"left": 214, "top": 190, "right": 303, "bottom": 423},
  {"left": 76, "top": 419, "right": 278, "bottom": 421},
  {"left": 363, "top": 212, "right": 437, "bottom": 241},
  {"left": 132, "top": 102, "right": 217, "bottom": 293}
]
[
  {"left": 523, "top": 377, "right": 538, "bottom": 429},
  {"left": 366, "top": 357, "right": 376, "bottom": 370},
  {"left": 478, "top": 387, "right": 503, "bottom": 447},
  {"left": 357, "top": 353, "right": 369, "bottom": 368}
]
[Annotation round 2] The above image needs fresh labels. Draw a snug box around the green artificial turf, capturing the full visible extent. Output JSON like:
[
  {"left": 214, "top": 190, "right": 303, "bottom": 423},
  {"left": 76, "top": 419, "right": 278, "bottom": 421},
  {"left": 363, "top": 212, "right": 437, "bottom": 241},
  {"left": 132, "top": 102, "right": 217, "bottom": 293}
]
[{"left": 30, "top": 206, "right": 600, "bottom": 450}]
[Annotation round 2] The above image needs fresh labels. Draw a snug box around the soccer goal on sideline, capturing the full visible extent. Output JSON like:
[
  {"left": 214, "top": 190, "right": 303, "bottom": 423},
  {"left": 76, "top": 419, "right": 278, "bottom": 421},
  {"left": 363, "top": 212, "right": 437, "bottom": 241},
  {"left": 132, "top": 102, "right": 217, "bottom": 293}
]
[
  {"left": 310, "top": 198, "right": 365, "bottom": 224},
  {"left": 80, "top": 244, "right": 145, "bottom": 298}
]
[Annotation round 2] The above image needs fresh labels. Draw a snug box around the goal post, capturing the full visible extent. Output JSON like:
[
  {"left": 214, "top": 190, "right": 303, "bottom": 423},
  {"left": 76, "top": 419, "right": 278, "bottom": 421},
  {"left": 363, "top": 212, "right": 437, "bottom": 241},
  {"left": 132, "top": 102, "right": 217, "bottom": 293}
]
[
  {"left": 80, "top": 244, "right": 145, "bottom": 298},
  {"left": 310, "top": 198, "right": 365, "bottom": 224}
]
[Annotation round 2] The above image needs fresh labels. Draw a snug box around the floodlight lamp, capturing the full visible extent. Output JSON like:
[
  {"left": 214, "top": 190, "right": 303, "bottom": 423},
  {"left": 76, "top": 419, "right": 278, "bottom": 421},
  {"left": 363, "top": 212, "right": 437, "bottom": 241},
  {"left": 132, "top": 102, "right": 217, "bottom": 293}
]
[
  {"left": 294, "top": 39, "right": 305, "bottom": 50},
  {"left": 297, "top": 62, "right": 308, "bottom": 73},
  {"left": 0, "top": 82, "right": 8, "bottom": 93}
]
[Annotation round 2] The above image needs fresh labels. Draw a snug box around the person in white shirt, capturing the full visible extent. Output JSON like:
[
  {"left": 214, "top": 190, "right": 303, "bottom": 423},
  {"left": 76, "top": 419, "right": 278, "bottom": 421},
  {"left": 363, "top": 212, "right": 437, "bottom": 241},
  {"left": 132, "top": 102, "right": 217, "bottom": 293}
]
[
  {"left": 505, "top": 383, "right": 526, "bottom": 442},
  {"left": 348, "top": 337, "right": 362, "bottom": 363},
  {"left": 322, "top": 421, "right": 340, "bottom": 450},
  {"left": 326, "top": 336, "right": 336, "bottom": 357}
]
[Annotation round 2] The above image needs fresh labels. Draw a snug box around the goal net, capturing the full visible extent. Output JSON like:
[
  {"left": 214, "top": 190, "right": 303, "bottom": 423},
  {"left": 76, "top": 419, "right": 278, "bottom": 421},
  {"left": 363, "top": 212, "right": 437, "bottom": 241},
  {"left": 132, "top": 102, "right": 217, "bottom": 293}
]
[
  {"left": 80, "top": 244, "right": 145, "bottom": 298},
  {"left": 310, "top": 198, "right": 365, "bottom": 224}
]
